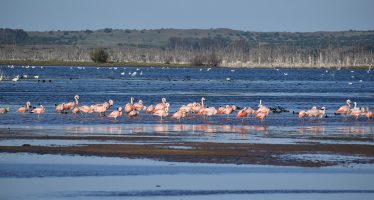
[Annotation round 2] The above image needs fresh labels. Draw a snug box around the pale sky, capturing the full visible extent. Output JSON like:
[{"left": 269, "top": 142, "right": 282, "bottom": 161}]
[{"left": 0, "top": 0, "right": 373, "bottom": 32}]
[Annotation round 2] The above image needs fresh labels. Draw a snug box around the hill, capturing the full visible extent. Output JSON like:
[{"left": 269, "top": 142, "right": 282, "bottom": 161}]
[{"left": 0, "top": 28, "right": 373, "bottom": 67}]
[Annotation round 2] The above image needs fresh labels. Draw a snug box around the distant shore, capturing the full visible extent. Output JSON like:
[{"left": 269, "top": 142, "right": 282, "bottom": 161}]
[{"left": 0, "top": 60, "right": 372, "bottom": 69}]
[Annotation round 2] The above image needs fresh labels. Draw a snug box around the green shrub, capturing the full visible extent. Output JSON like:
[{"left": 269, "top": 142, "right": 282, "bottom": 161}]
[{"left": 89, "top": 48, "right": 109, "bottom": 63}]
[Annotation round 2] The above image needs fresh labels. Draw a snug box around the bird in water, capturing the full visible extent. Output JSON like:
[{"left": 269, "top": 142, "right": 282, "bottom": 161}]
[{"left": 17, "top": 102, "right": 32, "bottom": 113}]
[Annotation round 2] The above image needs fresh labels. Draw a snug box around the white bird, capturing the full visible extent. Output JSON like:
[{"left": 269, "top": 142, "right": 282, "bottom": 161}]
[
  {"left": 230, "top": 69, "right": 235, "bottom": 72},
  {"left": 199, "top": 69, "right": 203, "bottom": 71},
  {"left": 284, "top": 73, "right": 288, "bottom": 76},
  {"left": 207, "top": 68, "right": 212, "bottom": 71},
  {"left": 226, "top": 78, "right": 231, "bottom": 81},
  {"left": 31, "top": 66, "right": 35, "bottom": 69},
  {"left": 113, "top": 67, "right": 117, "bottom": 70},
  {"left": 131, "top": 72, "right": 137, "bottom": 77},
  {"left": 140, "top": 71, "right": 143, "bottom": 76},
  {"left": 12, "top": 75, "right": 19, "bottom": 82},
  {"left": 22, "top": 75, "right": 28, "bottom": 78},
  {"left": 34, "top": 76, "right": 39, "bottom": 79},
  {"left": 120, "top": 72, "right": 125, "bottom": 75},
  {"left": 348, "top": 82, "right": 353, "bottom": 85}
]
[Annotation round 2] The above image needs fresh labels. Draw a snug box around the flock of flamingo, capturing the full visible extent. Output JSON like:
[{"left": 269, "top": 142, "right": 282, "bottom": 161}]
[{"left": 0, "top": 96, "right": 373, "bottom": 121}]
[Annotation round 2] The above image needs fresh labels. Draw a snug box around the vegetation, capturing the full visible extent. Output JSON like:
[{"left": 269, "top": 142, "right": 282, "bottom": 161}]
[
  {"left": 89, "top": 48, "right": 109, "bottom": 63},
  {"left": 0, "top": 28, "right": 373, "bottom": 67}
]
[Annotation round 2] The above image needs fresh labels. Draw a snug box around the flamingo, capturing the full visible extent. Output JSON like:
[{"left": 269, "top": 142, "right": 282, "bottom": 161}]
[
  {"left": 178, "top": 105, "right": 192, "bottom": 113},
  {"left": 146, "top": 104, "right": 155, "bottom": 113},
  {"left": 31, "top": 105, "right": 45, "bottom": 117},
  {"left": 154, "top": 107, "right": 168, "bottom": 121},
  {"left": 171, "top": 110, "right": 187, "bottom": 121},
  {"left": 17, "top": 102, "right": 31, "bottom": 113},
  {"left": 350, "top": 102, "right": 361, "bottom": 119},
  {"left": 237, "top": 107, "right": 249, "bottom": 118},
  {"left": 128, "top": 110, "right": 139, "bottom": 117},
  {"left": 79, "top": 105, "right": 94, "bottom": 113},
  {"left": 365, "top": 107, "right": 374, "bottom": 119},
  {"left": 191, "top": 102, "right": 202, "bottom": 113},
  {"left": 55, "top": 103, "right": 65, "bottom": 113},
  {"left": 336, "top": 99, "right": 352, "bottom": 115},
  {"left": 133, "top": 100, "right": 146, "bottom": 111},
  {"left": 72, "top": 106, "right": 80, "bottom": 114},
  {"left": 255, "top": 100, "right": 270, "bottom": 121},
  {"left": 0, "top": 107, "right": 10, "bottom": 114},
  {"left": 197, "top": 97, "right": 206, "bottom": 115},
  {"left": 93, "top": 99, "right": 114, "bottom": 115},
  {"left": 125, "top": 97, "right": 134, "bottom": 113},
  {"left": 298, "top": 110, "right": 308, "bottom": 118},
  {"left": 108, "top": 107, "right": 123, "bottom": 120},
  {"left": 222, "top": 105, "right": 235, "bottom": 115},
  {"left": 306, "top": 106, "right": 319, "bottom": 118},
  {"left": 154, "top": 98, "right": 168, "bottom": 112},
  {"left": 63, "top": 95, "right": 80, "bottom": 111}
]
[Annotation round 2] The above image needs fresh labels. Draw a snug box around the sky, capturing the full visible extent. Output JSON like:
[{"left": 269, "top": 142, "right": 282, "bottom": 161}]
[{"left": 0, "top": 0, "right": 373, "bottom": 32}]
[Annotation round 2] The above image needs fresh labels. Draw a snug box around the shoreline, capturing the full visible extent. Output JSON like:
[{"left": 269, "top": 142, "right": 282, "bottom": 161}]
[
  {"left": 0, "top": 60, "right": 372, "bottom": 69},
  {"left": 1, "top": 133, "right": 374, "bottom": 168}
]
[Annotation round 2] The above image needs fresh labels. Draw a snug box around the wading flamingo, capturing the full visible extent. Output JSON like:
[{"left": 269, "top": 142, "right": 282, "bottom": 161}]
[
  {"left": 108, "top": 107, "right": 123, "bottom": 120},
  {"left": 350, "top": 102, "right": 361, "bottom": 119},
  {"left": 63, "top": 95, "right": 80, "bottom": 111},
  {"left": 336, "top": 99, "right": 352, "bottom": 115},
  {"left": 125, "top": 97, "right": 134, "bottom": 113},
  {"left": 154, "top": 98, "right": 168, "bottom": 112},
  {"left": 17, "top": 102, "right": 31, "bottom": 113},
  {"left": 154, "top": 107, "right": 168, "bottom": 121},
  {"left": 128, "top": 110, "right": 139, "bottom": 117},
  {"left": 133, "top": 100, "right": 146, "bottom": 111},
  {"left": 146, "top": 104, "right": 155, "bottom": 113},
  {"left": 31, "top": 105, "right": 45, "bottom": 117},
  {"left": 171, "top": 110, "right": 187, "bottom": 121}
]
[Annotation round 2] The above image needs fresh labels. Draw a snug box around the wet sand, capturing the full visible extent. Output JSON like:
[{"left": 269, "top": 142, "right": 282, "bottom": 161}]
[{"left": 1, "top": 133, "right": 374, "bottom": 167}]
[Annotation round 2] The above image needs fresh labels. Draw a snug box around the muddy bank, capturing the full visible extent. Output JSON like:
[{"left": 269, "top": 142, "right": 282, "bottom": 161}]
[{"left": 1, "top": 134, "right": 374, "bottom": 167}]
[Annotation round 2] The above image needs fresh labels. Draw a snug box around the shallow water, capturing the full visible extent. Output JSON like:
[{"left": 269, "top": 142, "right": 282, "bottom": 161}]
[
  {"left": 0, "top": 65, "right": 373, "bottom": 144},
  {"left": 1, "top": 153, "right": 374, "bottom": 200}
]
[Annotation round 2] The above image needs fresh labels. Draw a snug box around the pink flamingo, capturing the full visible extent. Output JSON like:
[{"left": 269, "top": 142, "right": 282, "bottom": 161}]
[
  {"left": 336, "top": 99, "right": 352, "bottom": 115},
  {"left": 171, "top": 110, "right": 187, "bottom": 121},
  {"left": 108, "top": 107, "right": 123, "bottom": 120},
  {"left": 94, "top": 104, "right": 110, "bottom": 116},
  {"left": 197, "top": 97, "right": 206, "bottom": 115},
  {"left": 55, "top": 103, "right": 65, "bottom": 113},
  {"left": 255, "top": 100, "right": 270, "bottom": 121},
  {"left": 17, "top": 102, "right": 31, "bottom": 113},
  {"left": 306, "top": 106, "right": 319, "bottom": 118},
  {"left": 350, "top": 102, "right": 361, "bottom": 119},
  {"left": 298, "top": 110, "right": 308, "bottom": 118},
  {"left": 178, "top": 105, "right": 192, "bottom": 113},
  {"left": 146, "top": 104, "right": 155, "bottom": 113},
  {"left": 31, "top": 105, "right": 45, "bottom": 117},
  {"left": 128, "top": 110, "right": 139, "bottom": 117},
  {"left": 153, "top": 107, "right": 169, "bottom": 121},
  {"left": 63, "top": 95, "right": 79, "bottom": 111},
  {"left": 154, "top": 98, "right": 168, "bottom": 112},
  {"left": 133, "top": 100, "right": 146, "bottom": 111},
  {"left": 79, "top": 105, "right": 94, "bottom": 113},
  {"left": 125, "top": 97, "right": 134, "bottom": 113}
]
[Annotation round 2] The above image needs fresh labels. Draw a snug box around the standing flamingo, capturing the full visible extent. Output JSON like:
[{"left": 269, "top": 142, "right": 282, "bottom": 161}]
[
  {"left": 17, "top": 102, "right": 31, "bottom": 113},
  {"left": 31, "top": 105, "right": 45, "bottom": 117},
  {"left": 336, "top": 99, "right": 352, "bottom": 115},
  {"left": 153, "top": 107, "right": 169, "bottom": 121},
  {"left": 128, "top": 110, "right": 139, "bottom": 117},
  {"left": 154, "top": 98, "right": 168, "bottom": 112},
  {"left": 108, "top": 107, "right": 123, "bottom": 120},
  {"left": 298, "top": 110, "right": 308, "bottom": 118},
  {"left": 125, "top": 97, "right": 134, "bottom": 113},
  {"left": 350, "top": 102, "right": 361, "bottom": 119},
  {"left": 133, "top": 100, "right": 146, "bottom": 111},
  {"left": 171, "top": 110, "right": 187, "bottom": 122},
  {"left": 146, "top": 104, "right": 155, "bottom": 113},
  {"left": 63, "top": 95, "right": 80, "bottom": 111},
  {"left": 255, "top": 100, "right": 270, "bottom": 121}
]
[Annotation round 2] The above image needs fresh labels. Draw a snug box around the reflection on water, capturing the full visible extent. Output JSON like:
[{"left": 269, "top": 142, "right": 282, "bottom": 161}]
[{"left": 1, "top": 123, "right": 373, "bottom": 145}]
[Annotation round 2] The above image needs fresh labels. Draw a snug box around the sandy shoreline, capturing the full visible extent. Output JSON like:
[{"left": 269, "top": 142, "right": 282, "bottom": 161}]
[{"left": 1, "top": 133, "right": 374, "bottom": 167}]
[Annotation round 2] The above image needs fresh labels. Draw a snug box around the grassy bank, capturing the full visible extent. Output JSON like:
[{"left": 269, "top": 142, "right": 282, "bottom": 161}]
[{"left": 0, "top": 59, "right": 372, "bottom": 69}]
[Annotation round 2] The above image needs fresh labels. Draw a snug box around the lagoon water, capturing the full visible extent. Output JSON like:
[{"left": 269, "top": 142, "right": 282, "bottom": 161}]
[
  {"left": 0, "top": 65, "right": 374, "bottom": 199},
  {"left": 0, "top": 65, "right": 373, "bottom": 141}
]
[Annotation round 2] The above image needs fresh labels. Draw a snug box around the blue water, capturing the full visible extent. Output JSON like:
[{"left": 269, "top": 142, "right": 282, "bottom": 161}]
[{"left": 0, "top": 65, "right": 373, "bottom": 135}]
